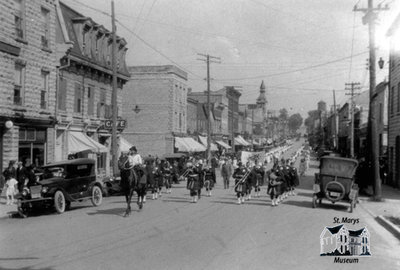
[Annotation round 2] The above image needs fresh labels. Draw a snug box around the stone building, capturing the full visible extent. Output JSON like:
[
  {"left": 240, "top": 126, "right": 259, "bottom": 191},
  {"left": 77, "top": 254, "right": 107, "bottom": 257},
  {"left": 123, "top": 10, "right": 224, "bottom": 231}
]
[
  {"left": 387, "top": 14, "right": 400, "bottom": 187},
  {"left": 0, "top": 0, "right": 59, "bottom": 171},
  {"left": 55, "top": 2, "right": 130, "bottom": 176},
  {"left": 122, "top": 65, "right": 188, "bottom": 157}
]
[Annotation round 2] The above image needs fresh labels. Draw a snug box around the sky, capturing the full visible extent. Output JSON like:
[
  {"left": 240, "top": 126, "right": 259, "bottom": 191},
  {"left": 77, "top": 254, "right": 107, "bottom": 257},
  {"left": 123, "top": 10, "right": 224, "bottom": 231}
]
[{"left": 62, "top": 0, "right": 400, "bottom": 118}]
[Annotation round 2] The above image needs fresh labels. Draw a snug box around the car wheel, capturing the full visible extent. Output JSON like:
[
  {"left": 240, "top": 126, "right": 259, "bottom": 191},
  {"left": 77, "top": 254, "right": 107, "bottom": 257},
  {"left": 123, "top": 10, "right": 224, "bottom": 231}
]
[
  {"left": 91, "top": 186, "right": 103, "bottom": 207},
  {"left": 54, "top": 191, "right": 66, "bottom": 214}
]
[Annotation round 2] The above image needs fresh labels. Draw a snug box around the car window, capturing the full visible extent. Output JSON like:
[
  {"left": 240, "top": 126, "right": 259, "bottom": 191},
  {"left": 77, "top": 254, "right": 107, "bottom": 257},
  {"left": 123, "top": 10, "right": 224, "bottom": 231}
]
[
  {"left": 66, "top": 164, "right": 93, "bottom": 178},
  {"left": 42, "top": 167, "right": 65, "bottom": 179}
]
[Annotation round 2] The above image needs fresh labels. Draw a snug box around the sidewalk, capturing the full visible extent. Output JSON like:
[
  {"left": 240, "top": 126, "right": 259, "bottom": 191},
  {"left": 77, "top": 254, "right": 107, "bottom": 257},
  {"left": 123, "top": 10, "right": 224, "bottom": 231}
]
[
  {"left": 308, "top": 154, "right": 400, "bottom": 241},
  {"left": 358, "top": 184, "right": 400, "bottom": 240}
]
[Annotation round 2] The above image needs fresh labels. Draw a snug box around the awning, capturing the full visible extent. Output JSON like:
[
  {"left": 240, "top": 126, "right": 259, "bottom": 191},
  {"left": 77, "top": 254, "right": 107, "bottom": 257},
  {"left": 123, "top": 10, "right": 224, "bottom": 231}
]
[
  {"left": 175, "top": 137, "right": 206, "bottom": 152},
  {"left": 198, "top": 136, "right": 218, "bottom": 151},
  {"left": 119, "top": 137, "right": 133, "bottom": 153},
  {"left": 235, "top": 135, "right": 251, "bottom": 146},
  {"left": 216, "top": 140, "right": 231, "bottom": 149},
  {"left": 68, "top": 132, "right": 108, "bottom": 154}
]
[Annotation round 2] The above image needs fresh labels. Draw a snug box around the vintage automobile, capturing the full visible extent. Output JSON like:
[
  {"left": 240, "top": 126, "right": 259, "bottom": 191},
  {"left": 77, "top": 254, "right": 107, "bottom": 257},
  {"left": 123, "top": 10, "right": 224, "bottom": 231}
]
[
  {"left": 312, "top": 156, "right": 359, "bottom": 213},
  {"left": 17, "top": 158, "right": 103, "bottom": 217}
]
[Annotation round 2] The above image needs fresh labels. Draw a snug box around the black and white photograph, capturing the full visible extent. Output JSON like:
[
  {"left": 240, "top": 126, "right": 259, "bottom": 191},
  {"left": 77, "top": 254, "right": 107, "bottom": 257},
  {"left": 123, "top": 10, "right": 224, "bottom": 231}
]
[{"left": 0, "top": 0, "right": 400, "bottom": 269}]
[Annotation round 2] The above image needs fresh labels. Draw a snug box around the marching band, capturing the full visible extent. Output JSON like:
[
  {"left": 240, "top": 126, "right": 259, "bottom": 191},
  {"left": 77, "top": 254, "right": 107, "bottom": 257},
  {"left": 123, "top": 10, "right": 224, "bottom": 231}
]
[{"left": 120, "top": 146, "right": 310, "bottom": 208}]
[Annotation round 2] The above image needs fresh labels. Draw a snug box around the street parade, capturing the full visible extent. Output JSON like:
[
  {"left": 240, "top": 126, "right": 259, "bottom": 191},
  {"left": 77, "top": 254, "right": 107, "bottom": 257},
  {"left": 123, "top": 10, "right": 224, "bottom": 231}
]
[{"left": 2, "top": 0, "right": 400, "bottom": 269}]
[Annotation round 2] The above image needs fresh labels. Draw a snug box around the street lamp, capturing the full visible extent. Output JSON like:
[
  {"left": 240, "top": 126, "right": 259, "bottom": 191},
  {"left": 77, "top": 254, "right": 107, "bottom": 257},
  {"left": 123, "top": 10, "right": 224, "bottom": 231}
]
[
  {"left": 133, "top": 105, "right": 141, "bottom": 114},
  {"left": 378, "top": 57, "right": 384, "bottom": 69}
]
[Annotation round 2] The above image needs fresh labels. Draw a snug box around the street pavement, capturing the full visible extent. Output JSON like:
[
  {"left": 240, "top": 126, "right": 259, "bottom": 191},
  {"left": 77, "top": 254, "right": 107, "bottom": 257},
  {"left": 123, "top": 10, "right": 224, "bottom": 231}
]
[{"left": 1, "top": 140, "right": 400, "bottom": 270}]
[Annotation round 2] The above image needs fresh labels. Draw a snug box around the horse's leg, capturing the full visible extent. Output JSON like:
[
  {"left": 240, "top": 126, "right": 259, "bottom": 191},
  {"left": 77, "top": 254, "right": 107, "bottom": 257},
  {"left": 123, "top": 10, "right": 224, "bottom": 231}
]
[{"left": 124, "top": 188, "right": 133, "bottom": 217}]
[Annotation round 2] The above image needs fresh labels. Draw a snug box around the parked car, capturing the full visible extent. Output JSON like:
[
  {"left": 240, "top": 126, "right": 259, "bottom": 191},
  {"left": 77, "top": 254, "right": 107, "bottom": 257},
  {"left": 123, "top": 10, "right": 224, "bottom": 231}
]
[
  {"left": 17, "top": 158, "right": 103, "bottom": 217},
  {"left": 102, "top": 176, "right": 123, "bottom": 196}
]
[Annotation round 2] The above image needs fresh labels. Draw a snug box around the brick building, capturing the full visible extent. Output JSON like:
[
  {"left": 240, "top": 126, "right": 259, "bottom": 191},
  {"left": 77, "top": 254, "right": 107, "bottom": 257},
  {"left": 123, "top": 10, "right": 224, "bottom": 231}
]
[
  {"left": 387, "top": 14, "right": 400, "bottom": 187},
  {"left": 122, "top": 65, "right": 188, "bottom": 157},
  {"left": 0, "top": 0, "right": 59, "bottom": 171},
  {"left": 55, "top": 2, "right": 130, "bottom": 176},
  {"left": 186, "top": 95, "right": 198, "bottom": 135}
]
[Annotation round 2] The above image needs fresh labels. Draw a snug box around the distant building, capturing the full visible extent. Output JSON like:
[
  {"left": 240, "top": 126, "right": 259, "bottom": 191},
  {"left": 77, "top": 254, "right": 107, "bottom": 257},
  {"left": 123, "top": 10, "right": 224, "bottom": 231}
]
[{"left": 122, "top": 65, "right": 188, "bottom": 157}]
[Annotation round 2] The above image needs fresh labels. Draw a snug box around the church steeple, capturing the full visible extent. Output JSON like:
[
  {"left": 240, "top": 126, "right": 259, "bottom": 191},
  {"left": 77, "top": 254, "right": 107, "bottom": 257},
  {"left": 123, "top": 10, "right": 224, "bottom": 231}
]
[{"left": 256, "top": 80, "right": 267, "bottom": 108}]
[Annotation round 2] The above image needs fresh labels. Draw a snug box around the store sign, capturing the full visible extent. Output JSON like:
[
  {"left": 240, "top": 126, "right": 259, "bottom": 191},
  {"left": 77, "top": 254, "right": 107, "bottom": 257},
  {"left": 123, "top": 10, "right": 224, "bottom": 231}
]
[{"left": 103, "top": 119, "right": 127, "bottom": 130}]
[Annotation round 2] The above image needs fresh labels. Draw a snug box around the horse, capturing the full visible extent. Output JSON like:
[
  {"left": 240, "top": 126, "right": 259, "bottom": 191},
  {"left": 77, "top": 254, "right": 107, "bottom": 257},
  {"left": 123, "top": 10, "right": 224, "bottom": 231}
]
[{"left": 118, "top": 155, "right": 147, "bottom": 217}]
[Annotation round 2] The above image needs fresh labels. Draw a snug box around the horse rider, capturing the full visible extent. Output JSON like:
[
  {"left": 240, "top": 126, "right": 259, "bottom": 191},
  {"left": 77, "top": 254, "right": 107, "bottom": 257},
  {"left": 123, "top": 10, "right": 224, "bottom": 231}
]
[
  {"left": 233, "top": 162, "right": 249, "bottom": 205},
  {"left": 129, "top": 146, "right": 147, "bottom": 208}
]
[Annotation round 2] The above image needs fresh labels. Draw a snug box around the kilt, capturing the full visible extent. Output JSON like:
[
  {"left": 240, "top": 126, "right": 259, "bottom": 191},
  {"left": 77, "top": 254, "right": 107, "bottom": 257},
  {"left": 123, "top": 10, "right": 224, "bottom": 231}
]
[{"left": 187, "top": 175, "right": 200, "bottom": 190}]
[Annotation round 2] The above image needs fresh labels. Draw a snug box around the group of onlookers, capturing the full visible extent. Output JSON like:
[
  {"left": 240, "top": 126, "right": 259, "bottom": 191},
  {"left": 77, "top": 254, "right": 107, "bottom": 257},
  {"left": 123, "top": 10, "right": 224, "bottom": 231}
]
[{"left": 0, "top": 159, "right": 38, "bottom": 205}]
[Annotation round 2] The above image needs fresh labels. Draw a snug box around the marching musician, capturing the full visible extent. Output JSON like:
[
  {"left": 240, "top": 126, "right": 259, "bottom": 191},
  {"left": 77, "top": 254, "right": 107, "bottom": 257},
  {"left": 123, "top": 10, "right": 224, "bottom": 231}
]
[
  {"left": 253, "top": 163, "right": 264, "bottom": 198},
  {"left": 288, "top": 161, "right": 300, "bottom": 196},
  {"left": 233, "top": 162, "right": 249, "bottom": 204},
  {"left": 162, "top": 161, "right": 173, "bottom": 194},
  {"left": 186, "top": 162, "right": 202, "bottom": 203},
  {"left": 202, "top": 164, "right": 216, "bottom": 197},
  {"left": 267, "top": 167, "right": 282, "bottom": 206}
]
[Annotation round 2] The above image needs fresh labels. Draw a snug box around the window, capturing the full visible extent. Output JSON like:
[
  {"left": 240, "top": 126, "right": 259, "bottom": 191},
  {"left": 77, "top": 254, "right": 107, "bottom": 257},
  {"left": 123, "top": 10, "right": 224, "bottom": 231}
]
[
  {"left": 391, "top": 86, "right": 395, "bottom": 115},
  {"left": 58, "top": 76, "right": 67, "bottom": 111},
  {"left": 74, "top": 83, "right": 82, "bottom": 113},
  {"left": 14, "top": 0, "right": 25, "bottom": 40},
  {"left": 14, "top": 64, "right": 24, "bottom": 105},
  {"left": 398, "top": 82, "right": 400, "bottom": 113},
  {"left": 97, "top": 88, "right": 107, "bottom": 118},
  {"left": 40, "top": 71, "right": 49, "bottom": 109},
  {"left": 41, "top": 7, "right": 50, "bottom": 48},
  {"left": 87, "top": 86, "right": 95, "bottom": 116},
  {"left": 379, "top": 103, "right": 383, "bottom": 123}
]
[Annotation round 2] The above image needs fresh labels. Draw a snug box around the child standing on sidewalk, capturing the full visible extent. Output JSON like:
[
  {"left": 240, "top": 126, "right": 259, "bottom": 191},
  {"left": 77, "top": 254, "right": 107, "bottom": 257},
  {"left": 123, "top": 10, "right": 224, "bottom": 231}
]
[{"left": 5, "top": 177, "right": 18, "bottom": 205}]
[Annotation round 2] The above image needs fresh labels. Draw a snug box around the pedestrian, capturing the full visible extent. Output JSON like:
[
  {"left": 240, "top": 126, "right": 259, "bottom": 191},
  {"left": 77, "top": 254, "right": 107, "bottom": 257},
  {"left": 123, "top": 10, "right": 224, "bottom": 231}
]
[
  {"left": 3, "top": 160, "right": 17, "bottom": 182},
  {"left": 221, "top": 159, "right": 230, "bottom": 189},
  {"left": 146, "top": 159, "right": 157, "bottom": 200},
  {"left": 5, "top": 176, "right": 18, "bottom": 205},
  {"left": 16, "top": 161, "right": 26, "bottom": 193}
]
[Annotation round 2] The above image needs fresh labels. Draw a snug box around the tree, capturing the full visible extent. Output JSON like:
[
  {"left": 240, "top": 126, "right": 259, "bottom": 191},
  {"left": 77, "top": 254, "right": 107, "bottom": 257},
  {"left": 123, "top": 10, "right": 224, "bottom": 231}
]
[
  {"left": 288, "top": 113, "right": 303, "bottom": 132},
  {"left": 279, "top": 108, "right": 288, "bottom": 120}
]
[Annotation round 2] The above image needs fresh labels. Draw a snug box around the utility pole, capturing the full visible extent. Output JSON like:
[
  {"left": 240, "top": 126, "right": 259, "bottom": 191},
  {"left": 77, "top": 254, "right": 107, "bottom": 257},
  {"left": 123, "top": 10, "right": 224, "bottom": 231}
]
[
  {"left": 111, "top": 0, "right": 118, "bottom": 176},
  {"left": 333, "top": 90, "right": 338, "bottom": 150},
  {"left": 197, "top": 53, "right": 221, "bottom": 165},
  {"left": 354, "top": 0, "right": 389, "bottom": 200},
  {"left": 345, "top": 82, "right": 361, "bottom": 158}
]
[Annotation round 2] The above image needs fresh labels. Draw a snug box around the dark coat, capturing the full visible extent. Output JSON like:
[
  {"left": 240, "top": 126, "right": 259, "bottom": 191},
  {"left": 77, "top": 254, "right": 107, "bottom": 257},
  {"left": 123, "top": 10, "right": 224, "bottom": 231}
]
[{"left": 3, "top": 167, "right": 16, "bottom": 181}]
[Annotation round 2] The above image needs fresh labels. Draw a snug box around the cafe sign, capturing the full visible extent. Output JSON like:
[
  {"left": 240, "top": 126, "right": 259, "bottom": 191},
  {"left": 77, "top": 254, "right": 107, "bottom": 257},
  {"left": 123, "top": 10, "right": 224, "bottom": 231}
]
[{"left": 103, "top": 119, "right": 127, "bottom": 130}]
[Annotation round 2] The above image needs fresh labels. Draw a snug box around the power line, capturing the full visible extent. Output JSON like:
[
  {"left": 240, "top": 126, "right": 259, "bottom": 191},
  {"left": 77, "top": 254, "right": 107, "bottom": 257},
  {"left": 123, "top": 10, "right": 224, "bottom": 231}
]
[
  {"left": 117, "top": 21, "right": 203, "bottom": 79},
  {"left": 216, "top": 51, "right": 368, "bottom": 81}
]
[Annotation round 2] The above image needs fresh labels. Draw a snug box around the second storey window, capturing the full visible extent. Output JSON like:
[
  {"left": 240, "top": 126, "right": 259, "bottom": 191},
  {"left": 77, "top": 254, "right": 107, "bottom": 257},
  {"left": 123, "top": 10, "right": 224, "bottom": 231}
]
[
  {"left": 14, "top": 64, "right": 24, "bottom": 105},
  {"left": 41, "top": 7, "right": 50, "bottom": 48},
  {"left": 87, "top": 85, "right": 95, "bottom": 116},
  {"left": 74, "top": 83, "right": 82, "bottom": 113},
  {"left": 40, "top": 71, "right": 49, "bottom": 109},
  {"left": 14, "top": 0, "right": 25, "bottom": 40},
  {"left": 58, "top": 76, "right": 67, "bottom": 111}
]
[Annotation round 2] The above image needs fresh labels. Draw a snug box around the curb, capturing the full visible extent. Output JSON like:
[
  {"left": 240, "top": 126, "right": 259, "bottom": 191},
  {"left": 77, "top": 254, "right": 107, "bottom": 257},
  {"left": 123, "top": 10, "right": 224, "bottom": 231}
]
[{"left": 376, "top": 215, "right": 400, "bottom": 241}]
